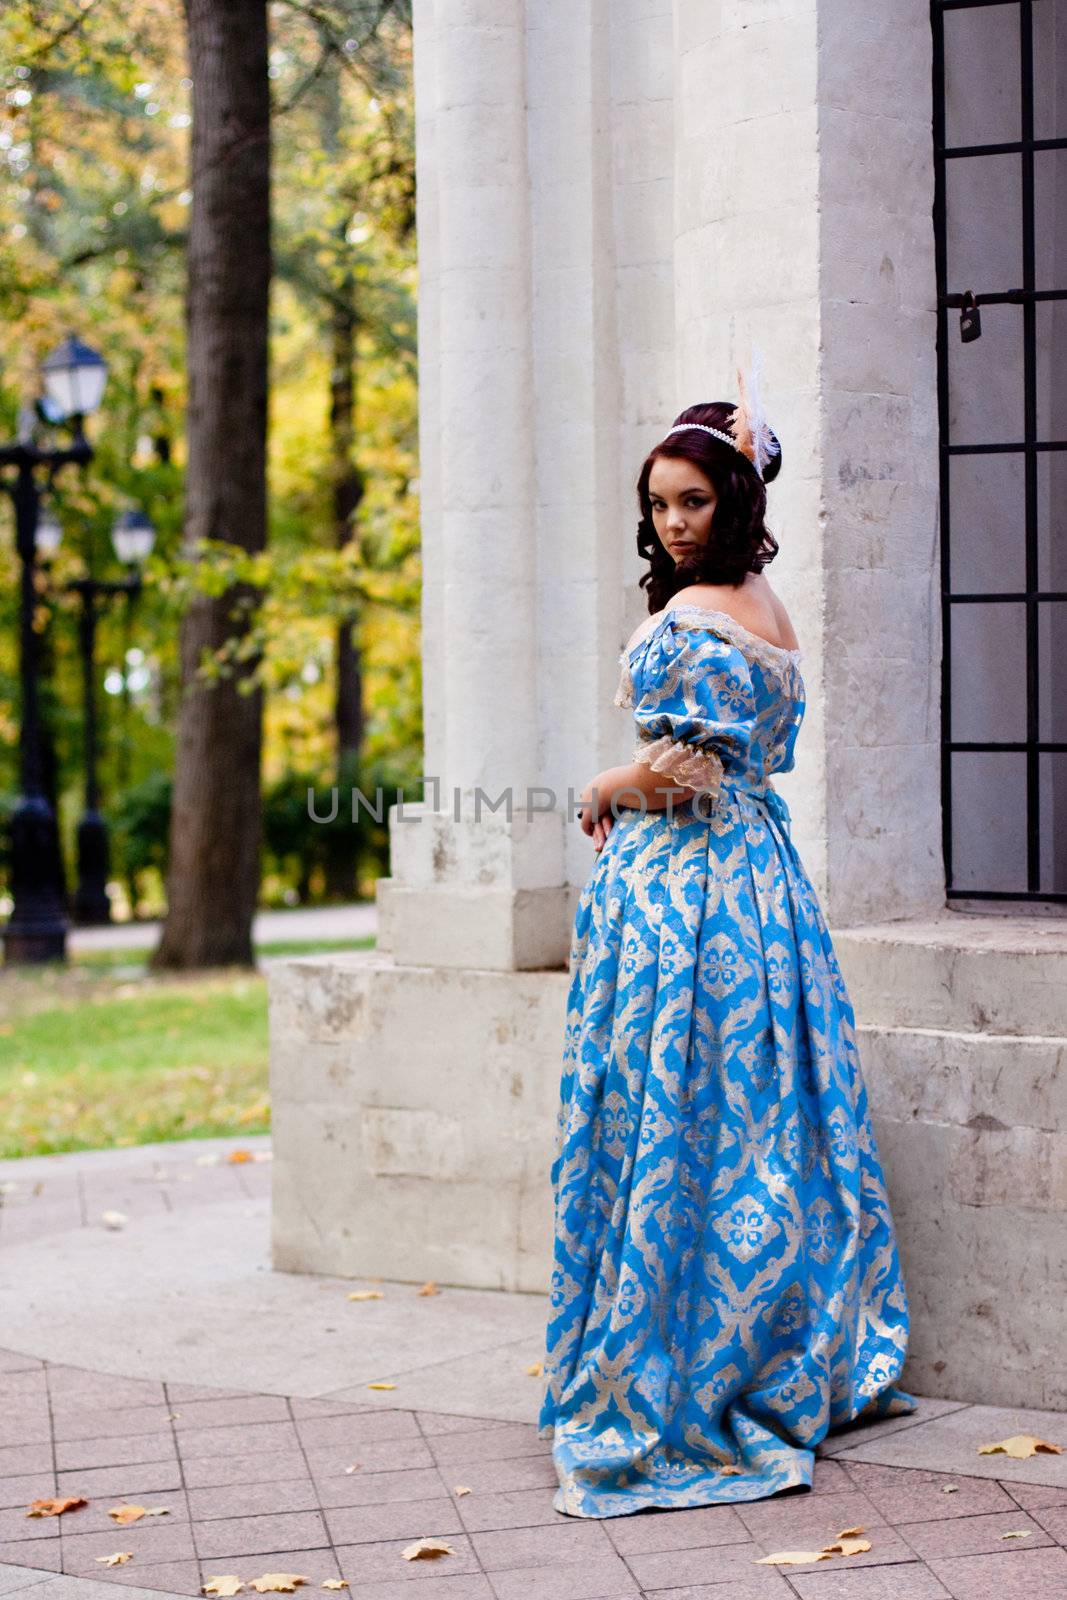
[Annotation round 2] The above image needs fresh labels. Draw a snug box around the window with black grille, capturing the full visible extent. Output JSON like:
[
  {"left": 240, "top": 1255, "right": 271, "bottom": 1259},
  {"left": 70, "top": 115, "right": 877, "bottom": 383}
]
[{"left": 933, "top": 0, "right": 1066, "bottom": 903}]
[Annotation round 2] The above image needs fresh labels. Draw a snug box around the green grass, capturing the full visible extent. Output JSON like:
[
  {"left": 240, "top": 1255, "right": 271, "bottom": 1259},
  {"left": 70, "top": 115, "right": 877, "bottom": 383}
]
[{"left": 0, "top": 936, "right": 375, "bottom": 1159}]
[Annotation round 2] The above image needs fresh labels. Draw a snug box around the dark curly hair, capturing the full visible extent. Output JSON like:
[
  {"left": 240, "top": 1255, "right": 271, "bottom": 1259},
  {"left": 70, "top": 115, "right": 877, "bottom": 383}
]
[{"left": 636, "top": 400, "right": 781, "bottom": 614}]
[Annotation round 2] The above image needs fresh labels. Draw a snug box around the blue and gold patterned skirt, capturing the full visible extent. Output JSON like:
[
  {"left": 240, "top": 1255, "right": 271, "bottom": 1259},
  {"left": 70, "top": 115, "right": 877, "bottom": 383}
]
[{"left": 538, "top": 783, "right": 916, "bottom": 1518}]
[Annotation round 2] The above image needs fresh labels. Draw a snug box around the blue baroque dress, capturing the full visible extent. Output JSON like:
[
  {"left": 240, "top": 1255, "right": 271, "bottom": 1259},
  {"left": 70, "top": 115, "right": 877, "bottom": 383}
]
[{"left": 538, "top": 602, "right": 915, "bottom": 1518}]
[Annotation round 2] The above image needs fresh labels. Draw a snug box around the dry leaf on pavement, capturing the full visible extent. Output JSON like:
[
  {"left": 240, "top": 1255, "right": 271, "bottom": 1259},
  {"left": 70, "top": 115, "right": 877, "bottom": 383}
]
[
  {"left": 343, "top": 1465, "right": 362, "bottom": 1474},
  {"left": 756, "top": 1550, "right": 835, "bottom": 1566},
  {"left": 321, "top": 1583, "right": 348, "bottom": 1589},
  {"left": 757, "top": 1526, "right": 871, "bottom": 1566},
  {"left": 977, "top": 1434, "right": 1063, "bottom": 1459},
  {"left": 452, "top": 1486, "right": 472, "bottom": 1497},
  {"left": 524, "top": 1363, "right": 544, "bottom": 1377},
  {"left": 346, "top": 1291, "right": 383, "bottom": 1302},
  {"left": 249, "top": 1576, "right": 311, "bottom": 1593},
  {"left": 417, "top": 1282, "right": 438, "bottom": 1296},
  {"left": 96, "top": 1553, "right": 134, "bottom": 1566},
  {"left": 367, "top": 1382, "right": 396, "bottom": 1391},
  {"left": 822, "top": 1536, "right": 871, "bottom": 1556},
  {"left": 942, "top": 1484, "right": 959, "bottom": 1493},
  {"left": 227, "top": 1150, "right": 254, "bottom": 1164},
  {"left": 26, "top": 1497, "right": 87, "bottom": 1518},
  {"left": 108, "top": 1504, "right": 171, "bottom": 1524},
  {"left": 101, "top": 1211, "right": 127, "bottom": 1230},
  {"left": 1000, "top": 1531, "right": 1033, "bottom": 1539},
  {"left": 401, "top": 1540, "right": 454, "bottom": 1562},
  {"left": 203, "top": 1578, "right": 244, "bottom": 1595}
]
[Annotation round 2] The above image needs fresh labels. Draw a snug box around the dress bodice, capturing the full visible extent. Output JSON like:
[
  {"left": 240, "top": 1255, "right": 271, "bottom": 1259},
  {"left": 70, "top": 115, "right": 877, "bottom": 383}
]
[{"left": 614, "top": 603, "right": 806, "bottom": 794}]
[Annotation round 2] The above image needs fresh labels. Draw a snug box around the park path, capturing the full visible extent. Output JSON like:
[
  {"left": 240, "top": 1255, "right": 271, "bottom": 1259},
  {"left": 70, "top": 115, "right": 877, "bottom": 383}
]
[
  {"left": 1, "top": 1137, "right": 1066, "bottom": 1600},
  {"left": 68, "top": 905, "right": 378, "bottom": 956}
]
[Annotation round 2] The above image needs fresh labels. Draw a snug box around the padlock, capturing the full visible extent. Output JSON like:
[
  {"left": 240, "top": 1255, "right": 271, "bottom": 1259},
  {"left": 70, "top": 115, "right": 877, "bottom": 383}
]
[{"left": 959, "top": 290, "right": 982, "bottom": 343}]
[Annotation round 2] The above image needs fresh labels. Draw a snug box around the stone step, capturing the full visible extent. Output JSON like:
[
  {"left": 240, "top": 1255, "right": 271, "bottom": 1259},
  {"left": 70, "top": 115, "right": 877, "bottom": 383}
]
[
  {"left": 859, "top": 1022, "right": 1067, "bottom": 1145},
  {"left": 834, "top": 914, "right": 1067, "bottom": 1039}
]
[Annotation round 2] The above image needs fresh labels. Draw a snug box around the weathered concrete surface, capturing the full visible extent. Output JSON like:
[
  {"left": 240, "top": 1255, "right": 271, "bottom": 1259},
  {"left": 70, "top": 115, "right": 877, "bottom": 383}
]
[
  {"left": 268, "top": 951, "right": 569, "bottom": 1294},
  {"left": 0, "top": 1138, "right": 547, "bottom": 1416},
  {"left": 270, "top": 915, "right": 1067, "bottom": 1412},
  {"left": 837, "top": 914, "right": 1067, "bottom": 1411}
]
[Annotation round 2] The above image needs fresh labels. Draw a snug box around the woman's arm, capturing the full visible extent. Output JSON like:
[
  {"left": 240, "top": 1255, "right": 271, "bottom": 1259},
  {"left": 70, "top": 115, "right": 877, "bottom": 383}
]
[{"left": 578, "top": 761, "right": 695, "bottom": 843}]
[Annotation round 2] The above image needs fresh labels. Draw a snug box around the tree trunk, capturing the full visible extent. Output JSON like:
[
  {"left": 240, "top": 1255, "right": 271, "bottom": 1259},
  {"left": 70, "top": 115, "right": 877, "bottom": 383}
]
[
  {"left": 152, "top": 0, "right": 271, "bottom": 969},
  {"left": 331, "top": 290, "right": 366, "bottom": 763},
  {"left": 325, "top": 283, "right": 366, "bottom": 902},
  {"left": 323, "top": 56, "right": 365, "bottom": 902}
]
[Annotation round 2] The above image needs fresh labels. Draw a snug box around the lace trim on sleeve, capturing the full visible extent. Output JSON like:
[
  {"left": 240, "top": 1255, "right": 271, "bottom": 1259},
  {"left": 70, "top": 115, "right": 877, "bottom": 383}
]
[
  {"left": 613, "top": 653, "right": 634, "bottom": 708},
  {"left": 632, "top": 734, "right": 724, "bottom": 800}
]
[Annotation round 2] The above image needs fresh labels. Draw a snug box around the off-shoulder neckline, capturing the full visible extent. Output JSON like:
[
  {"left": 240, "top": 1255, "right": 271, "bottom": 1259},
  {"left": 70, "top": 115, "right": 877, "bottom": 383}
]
[{"left": 622, "top": 603, "right": 804, "bottom": 665}]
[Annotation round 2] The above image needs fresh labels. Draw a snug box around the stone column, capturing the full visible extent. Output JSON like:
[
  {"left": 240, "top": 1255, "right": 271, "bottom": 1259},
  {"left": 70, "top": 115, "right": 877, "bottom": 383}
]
[
  {"left": 379, "top": 0, "right": 569, "bottom": 971},
  {"left": 673, "top": 0, "right": 943, "bottom": 924}
]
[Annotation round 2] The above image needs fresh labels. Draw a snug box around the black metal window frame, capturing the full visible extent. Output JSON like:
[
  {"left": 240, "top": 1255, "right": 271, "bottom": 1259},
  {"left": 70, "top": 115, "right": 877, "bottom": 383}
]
[{"left": 932, "top": 0, "right": 1067, "bottom": 903}]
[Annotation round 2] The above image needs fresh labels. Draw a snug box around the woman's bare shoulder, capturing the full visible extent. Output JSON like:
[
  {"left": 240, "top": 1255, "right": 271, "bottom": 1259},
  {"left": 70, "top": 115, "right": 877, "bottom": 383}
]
[{"left": 669, "top": 579, "right": 800, "bottom": 651}]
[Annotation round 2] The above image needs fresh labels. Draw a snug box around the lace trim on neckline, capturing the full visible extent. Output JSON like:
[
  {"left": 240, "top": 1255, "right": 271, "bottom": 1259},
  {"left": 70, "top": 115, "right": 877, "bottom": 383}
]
[{"left": 621, "top": 604, "right": 804, "bottom": 668}]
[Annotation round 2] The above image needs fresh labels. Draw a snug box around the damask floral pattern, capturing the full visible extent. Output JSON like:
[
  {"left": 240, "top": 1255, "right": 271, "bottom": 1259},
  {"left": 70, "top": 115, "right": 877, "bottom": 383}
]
[{"left": 539, "top": 606, "right": 916, "bottom": 1518}]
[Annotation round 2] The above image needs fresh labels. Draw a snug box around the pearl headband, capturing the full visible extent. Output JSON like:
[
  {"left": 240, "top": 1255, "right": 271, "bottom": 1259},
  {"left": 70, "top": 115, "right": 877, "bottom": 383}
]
[{"left": 661, "top": 355, "right": 780, "bottom": 480}]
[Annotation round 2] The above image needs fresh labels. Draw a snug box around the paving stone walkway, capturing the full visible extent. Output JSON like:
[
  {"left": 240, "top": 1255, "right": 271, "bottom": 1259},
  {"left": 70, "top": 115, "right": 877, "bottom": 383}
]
[{"left": 2, "top": 1139, "right": 1066, "bottom": 1600}]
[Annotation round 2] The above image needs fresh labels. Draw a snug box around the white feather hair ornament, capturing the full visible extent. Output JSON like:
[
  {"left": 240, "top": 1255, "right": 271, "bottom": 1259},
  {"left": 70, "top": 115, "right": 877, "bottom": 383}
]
[{"left": 728, "top": 350, "right": 780, "bottom": 480}]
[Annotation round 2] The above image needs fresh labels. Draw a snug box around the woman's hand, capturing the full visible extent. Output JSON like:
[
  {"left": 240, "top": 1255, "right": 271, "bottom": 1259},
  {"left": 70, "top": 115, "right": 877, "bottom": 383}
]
[
  {"left": 578, "top": 770, "right": 619, "bottom": 853},
  {"left": 578, "top": 761, "right": 696, "bottom": 851},
  {"left": 592, "top": 812, "right": 615, "bottom": 853}
]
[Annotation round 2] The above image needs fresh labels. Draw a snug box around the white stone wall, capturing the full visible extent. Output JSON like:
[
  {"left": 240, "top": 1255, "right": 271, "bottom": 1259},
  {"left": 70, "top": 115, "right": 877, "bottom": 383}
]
[{"left": 403, "top": 0, "right": 944, "bottom": 931}]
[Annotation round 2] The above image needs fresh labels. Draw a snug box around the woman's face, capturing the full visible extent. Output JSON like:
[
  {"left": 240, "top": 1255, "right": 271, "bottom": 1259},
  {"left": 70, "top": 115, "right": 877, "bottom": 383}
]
[{"left": 648, "top": 456, "right": 717, "bottom": 564}]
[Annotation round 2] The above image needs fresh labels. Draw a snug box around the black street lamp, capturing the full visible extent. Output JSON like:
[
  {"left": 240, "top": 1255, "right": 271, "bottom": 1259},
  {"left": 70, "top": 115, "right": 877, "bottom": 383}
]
[
  {"left": 0, "top": 335, "right": 109, "bottom": 965},
  {"left": 69, "top": 508, "right": 156, "bottom": 926}
]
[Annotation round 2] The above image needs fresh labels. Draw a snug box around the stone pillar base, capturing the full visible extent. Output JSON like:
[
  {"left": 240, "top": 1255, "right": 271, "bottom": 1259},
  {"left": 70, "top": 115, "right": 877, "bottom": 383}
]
[
  {"left": 376, "top": 879, "right": 571, "bottom": 972},
  {"left": 268, "top": 949, "right": 570, "bottom": 1293},
  {"left": 836, "top": 914, "right": 1067, "bottom": 1411},
  {"left": 269, "top": 915, "right": 1067, "bottom": 1408}
]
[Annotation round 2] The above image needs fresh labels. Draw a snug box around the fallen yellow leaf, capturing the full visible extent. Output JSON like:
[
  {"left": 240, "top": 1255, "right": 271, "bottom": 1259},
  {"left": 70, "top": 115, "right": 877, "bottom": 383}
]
[
  {"left": 343, "top": 1465, "right": 363, "bottom": 1475},
  {"left": 1000, "top": 1530, "right": 1033, "bottom": 1540},
  {"left": 321, "top": 1583, "right": 348, "bottom": 1590},
  {"left": 96, "top": 1553, "right": 133, "bottom": 1566},
  {"left": 977, "top": 1434, "right": 1063, "bottom": 1459},
  {"left": 942, "top": 1485, "right": 959, "bottom": 1493},
  {"left": 417, "top": 1281, "right": 439, "bottom": 1297},
  {"left": 108, "top": 1504, "right": 171, "bottom": 1524},
  {"left": 822, "top": 1536, "right": 871, "bottom": 1557},
  {"left": 367, "top": 1382, "right": 396, "bottom": 1391},
  {"left": 346, "top": 1291, "right": 383, "bottom": 1302},
  {"left": 249, "top": 1577, "right": 311, "bottom": 1593},
  {"left": 756, "top": 1550, "right": 835, "bottom": 1566},
  {"left": 757, "top": 1525, "right": 873, "bottom": 1566},
  {"left": 203, "top": 1578, "right": 244, "bottom": 1596},
  {"left": 101, "top": 1211, "right": 128, "bottom": 1230},
  {"left": 453, "top": 1486, "right": 472, "bottom": 1497},
  {"left": 26, "top": 1497, "right": 87, "bottom": 1518},
  {"left": 525, "top": 1363, "right": 544, "bottom": 1377},
  {"left": 401, "top": 1540, "right": 454, "bottom": 1562}
]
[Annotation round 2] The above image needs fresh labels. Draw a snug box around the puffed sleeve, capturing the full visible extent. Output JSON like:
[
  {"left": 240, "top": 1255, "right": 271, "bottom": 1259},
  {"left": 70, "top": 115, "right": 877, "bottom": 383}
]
[{"left": 629, "top": 623, "right": 756, "bottom": 803}]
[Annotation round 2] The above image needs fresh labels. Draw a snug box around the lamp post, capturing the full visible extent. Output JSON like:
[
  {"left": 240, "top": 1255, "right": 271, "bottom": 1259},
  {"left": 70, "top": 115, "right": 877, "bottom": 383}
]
[
  {"left": 0, "top": 335, "right": 108, "bottom": 965},
  {"left": 69, "top": 508, "right": 156, "bottom": 926}
]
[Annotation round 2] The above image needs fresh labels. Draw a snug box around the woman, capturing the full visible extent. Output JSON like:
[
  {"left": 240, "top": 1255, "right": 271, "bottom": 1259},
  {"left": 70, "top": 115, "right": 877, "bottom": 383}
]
[{"left": 538, "top": 385, "right": 916, "bottom": 1519}]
